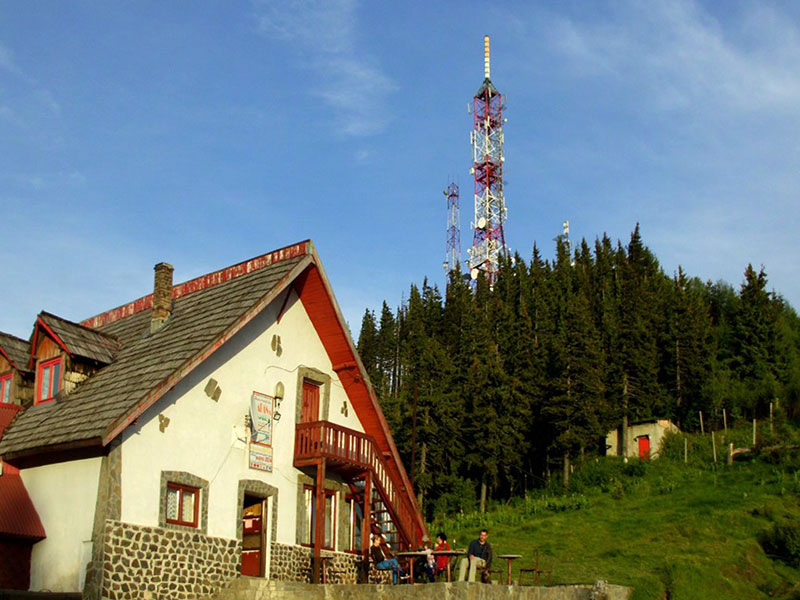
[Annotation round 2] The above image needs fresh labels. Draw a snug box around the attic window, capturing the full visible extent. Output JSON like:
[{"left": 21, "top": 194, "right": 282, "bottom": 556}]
[
  {"left": 36, "top": 357, "right": 61, "bottom": 405},
  {"left": 0, "top": 373, "right": 11, "bottom": 403}
]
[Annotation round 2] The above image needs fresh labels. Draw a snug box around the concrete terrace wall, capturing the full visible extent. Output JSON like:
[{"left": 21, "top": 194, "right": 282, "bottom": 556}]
[{"left": 210, "top": 580, "right": 632, "bottom": 600}]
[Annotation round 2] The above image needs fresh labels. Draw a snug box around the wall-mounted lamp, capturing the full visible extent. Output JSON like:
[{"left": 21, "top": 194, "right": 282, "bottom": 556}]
[{"left": 273, "top": 381, "right": 284, "bottom": 422}]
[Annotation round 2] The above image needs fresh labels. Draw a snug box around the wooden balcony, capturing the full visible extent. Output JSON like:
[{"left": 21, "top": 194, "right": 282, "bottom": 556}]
[{"left": 294, "top": 420, "right": 420, "bottom": 548}]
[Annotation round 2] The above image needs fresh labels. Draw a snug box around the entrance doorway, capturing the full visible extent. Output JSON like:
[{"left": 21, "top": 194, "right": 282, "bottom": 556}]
[
  {"left": 637, "top": 436, "right": 651, "bottom": 460},
  {"left": 241, "top": 494, "right": 273, "bottom": 577},
  {"left": 301, "top": 381, "right": 320, "bottom": 423}
]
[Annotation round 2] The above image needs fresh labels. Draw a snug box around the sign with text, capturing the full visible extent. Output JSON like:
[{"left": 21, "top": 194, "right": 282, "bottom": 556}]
[
  {"left": 249, "top": 391, "right": 273, "bottom": 446},
  {"left": 249, "top": 444, "right": 273, "bottom": 472}
]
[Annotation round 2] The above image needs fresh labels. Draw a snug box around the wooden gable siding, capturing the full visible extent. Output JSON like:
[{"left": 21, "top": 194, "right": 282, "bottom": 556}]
[
  {"left": 35, "top": 336, "right": 62, "bottom": 363},
  {"left": 0, "top": 357, "right": 34, "bottom": 408}
]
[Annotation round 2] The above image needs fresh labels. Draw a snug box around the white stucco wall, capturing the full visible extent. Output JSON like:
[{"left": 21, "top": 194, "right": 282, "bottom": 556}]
[
  {"left": 20, "top": 456, "right": 102, "bottom": 592},
  {"left": 120, "top": 288, "right": 366, "bottom": 545},
  {"left": 606, "top": 419, "right": 679, "bottom": 459}
]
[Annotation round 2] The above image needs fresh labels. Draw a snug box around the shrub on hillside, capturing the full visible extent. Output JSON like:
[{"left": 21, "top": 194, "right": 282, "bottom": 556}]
[{"left": 759, "top": 521, "right": 800, "bottom": 567}]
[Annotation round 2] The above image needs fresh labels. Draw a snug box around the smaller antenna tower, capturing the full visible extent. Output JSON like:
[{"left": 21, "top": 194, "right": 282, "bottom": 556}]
[
  {"left": 443, "top": 182, "right": 461, "bottom": 275},
  {"left": 555, "top": 220, "right": 574, "bottom": 266}
]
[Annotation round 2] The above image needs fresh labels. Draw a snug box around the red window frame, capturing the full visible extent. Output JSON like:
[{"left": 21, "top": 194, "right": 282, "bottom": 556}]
[
  {"left": 0, "top": 373, "right": 11, "bottom": 404},
  {"left": 35, "top": 357, "right": 62, "bottom": 405},
  {"left": 302, "top": 485, "right": 336, "bottom": 550},
  {"left": 166, "top": 482, "right": 199, "bottom": 528}
]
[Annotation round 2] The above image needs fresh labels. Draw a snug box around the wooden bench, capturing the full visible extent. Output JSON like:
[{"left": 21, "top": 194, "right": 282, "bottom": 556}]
[{"left": 518, "top": 550, "right": 552, "bottom": 586}]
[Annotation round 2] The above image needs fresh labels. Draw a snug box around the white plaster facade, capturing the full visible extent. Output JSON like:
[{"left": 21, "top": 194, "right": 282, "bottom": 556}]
[
  {"left": 20, "top": 456, "right": 102, "bottom": 592},
  {"left": 119, "top": 288, "right": 365, "bottom": 543},
  {"left": 18, "top": 287, "right": 369, "bottom": 593}
]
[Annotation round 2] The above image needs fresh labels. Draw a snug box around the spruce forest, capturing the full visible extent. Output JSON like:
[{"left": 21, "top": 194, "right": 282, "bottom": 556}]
[{"left": 356, "top": 225, "right": 800, "bottom": 521}]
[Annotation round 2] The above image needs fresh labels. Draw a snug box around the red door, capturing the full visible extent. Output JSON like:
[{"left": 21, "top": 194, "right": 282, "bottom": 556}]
[
  {"left": 241, "top": 501, "right": 263, "bottom": 576},
  {"left": 301, "top": 381, "right": 320, "bottom": 423},
  {"left": 638, "top": 436, "right": 650, "bottom": 460}
]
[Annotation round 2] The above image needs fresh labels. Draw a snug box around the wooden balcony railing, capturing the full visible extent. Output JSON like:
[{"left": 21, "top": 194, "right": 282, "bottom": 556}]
[{"left": 294, "top": 420, "right": 420, "bottom": 548}]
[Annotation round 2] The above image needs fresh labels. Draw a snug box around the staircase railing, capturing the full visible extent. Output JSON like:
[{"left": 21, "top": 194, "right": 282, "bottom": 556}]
[{"left": 294, "top": 420, "right": 420, "bottom": 548}]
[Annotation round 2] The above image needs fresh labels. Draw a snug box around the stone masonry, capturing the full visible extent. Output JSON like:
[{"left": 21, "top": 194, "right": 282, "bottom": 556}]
[
  {"left": 269, "top": 542, "right": 391, "bottom": 584},
  {"left": 95, "top": 520, "right": 239, "bottom": 600}
]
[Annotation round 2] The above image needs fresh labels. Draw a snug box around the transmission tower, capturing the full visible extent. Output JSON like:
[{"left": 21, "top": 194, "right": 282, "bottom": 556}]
[
  {"left": 443, "top": 182, "right": 461, "bottom": 276},
  {"left": 467, "top": 35, "right": 507, "bottom": 285}
]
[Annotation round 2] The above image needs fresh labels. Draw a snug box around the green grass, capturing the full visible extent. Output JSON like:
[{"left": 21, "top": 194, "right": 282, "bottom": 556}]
[{"left": 432, "top": 433, "right": 800, "bottom": 599}]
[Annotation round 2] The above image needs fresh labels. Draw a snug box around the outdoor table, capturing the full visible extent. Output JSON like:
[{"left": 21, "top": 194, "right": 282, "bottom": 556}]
[
  {"left": 395, "top": 551, "right": 428, "bottom": 584},
  {"left": 497, "top": 554, "right": 523, "bottom": 585},
  {"left": 431, "top": 549, "right": 466, "bottom": 582}
]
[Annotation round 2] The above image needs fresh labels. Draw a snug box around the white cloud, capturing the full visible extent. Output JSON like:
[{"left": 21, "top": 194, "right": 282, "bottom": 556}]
[
  {"left": 253, "top": 0, "right": 397, "bottom": 136},
  {"left": 549, "top": 0, "right": 800, "bottom": 115},
  {"left": 0, "top": 42, "right": 21, "bottom": 75}
]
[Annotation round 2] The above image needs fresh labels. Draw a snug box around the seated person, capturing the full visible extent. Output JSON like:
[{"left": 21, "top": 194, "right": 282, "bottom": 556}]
[
  {"left": 434, "top": 532, "right": 451, "bottom": 577},
  {"left": 370, "top": 534, "right": 406, "bottom": 585},
  {"left": 416, "top": 538, "right": 436, "bottom": 583},
  {"left": 458, "top": 528, "right": 493, "bottom": 582}
]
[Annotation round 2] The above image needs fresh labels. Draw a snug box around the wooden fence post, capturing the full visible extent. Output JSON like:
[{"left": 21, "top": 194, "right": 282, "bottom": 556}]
[
  {"left": 712, "top": 431, "right": 717, "bottom": 464},
  {"left": 753, "top": 418, "right": 757, "bottom": 447},
  {"left": 770, "top": 402, "right": 774, "bottom": 434},
  {"left": 723, "top": 408, "right": 727, "bottom": 433},
  {"left": 699, "top": 411, "right": 704, "bottom": 435},
  {"left": 727, "top": 443, "right": 733, "bottom": 466},
  {"left": 684, "top": 437, "right": 688, "bottom": 464}
]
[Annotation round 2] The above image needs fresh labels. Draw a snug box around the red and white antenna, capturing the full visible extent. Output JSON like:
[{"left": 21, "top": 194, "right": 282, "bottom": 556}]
[
  {"left": 467, "top": 35, "right": 507, "bottom": 284},
  {"left": 443, "top": 182, "right": 461, "bottom": 275}
]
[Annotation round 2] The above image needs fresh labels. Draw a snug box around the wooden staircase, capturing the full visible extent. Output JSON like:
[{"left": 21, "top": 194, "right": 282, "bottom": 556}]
[{"left": 294, "top": 420, "right": 424, "bottom": 550}]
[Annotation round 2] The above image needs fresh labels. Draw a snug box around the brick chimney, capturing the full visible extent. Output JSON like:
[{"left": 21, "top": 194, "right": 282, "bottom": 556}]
[{"left": 151, "top": 262, "right": 174, "bottom": 334}]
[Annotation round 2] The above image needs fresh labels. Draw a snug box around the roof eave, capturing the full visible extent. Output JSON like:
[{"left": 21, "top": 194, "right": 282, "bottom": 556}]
[
  {"left": 0, "top": 436, "right": 104, "bottom": 466},
  {"left": 302, "top": 246, "right": 427, "bottom": 538}
]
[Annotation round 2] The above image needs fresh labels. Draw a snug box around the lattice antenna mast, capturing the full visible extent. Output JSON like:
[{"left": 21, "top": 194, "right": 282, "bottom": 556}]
[
  {"left": 443, "top": 182, "right": 461, "bottom": 276},
  {"left": 467, "top": 35, "right": 507, "bottom": 285}
]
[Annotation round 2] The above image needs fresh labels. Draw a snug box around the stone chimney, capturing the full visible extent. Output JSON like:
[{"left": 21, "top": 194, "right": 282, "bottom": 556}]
[{"left": 151, "top": 262, "right": 174, "bottom": 334}]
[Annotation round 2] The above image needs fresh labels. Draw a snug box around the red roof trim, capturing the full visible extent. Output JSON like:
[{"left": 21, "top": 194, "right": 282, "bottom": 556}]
[
  {"left": 0, "top": 345, "right": 19, "bottom": 371},
  {"left": 27, "top": 317, "right": 72, "bottom": 369},
  {"left": 81, "top": 241, "right": 311, "bottom": 329},
  {"left": 101, "top": 254, "right": 314, "bottom": 445},
  {"left": 294, "top": 254, "right": 427, "bottom": 543}
]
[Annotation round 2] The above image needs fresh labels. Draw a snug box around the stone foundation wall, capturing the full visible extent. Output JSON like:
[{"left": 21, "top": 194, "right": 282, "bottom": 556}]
[
  {"left": 269, "top": 542, "right": 390, "bottom": 584},
  {"left": 94, "top": 520, "right": 239, "bottom": 600}
]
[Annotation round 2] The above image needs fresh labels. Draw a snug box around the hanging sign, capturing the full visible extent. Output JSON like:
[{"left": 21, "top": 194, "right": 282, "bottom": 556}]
[
  {"left": 249, "top": 444, "right": 273, "bottom": 472},
  {"left": 249, "top": 391, "right": 274, "bottom": 472},
  {"left": 249, "top": 391, "right": 274, "bottom": 446}
]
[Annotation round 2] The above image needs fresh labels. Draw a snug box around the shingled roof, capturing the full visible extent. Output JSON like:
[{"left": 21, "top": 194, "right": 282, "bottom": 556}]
[
  {"left": 0, "top": 241, "right": 312, "bottom": 459},
  {"left": 0, "top": 332, "right": 32, "bottom": 373},
  {"left": 34, "top": 312, "right": 120, "bottom": 365}
]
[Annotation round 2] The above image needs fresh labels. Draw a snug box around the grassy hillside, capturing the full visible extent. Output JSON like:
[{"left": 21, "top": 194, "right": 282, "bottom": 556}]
[{"left": 432, "top": 430, "right": 800, "bottom": 599}]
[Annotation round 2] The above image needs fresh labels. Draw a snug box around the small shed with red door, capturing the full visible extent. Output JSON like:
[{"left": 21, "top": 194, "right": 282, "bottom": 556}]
[{"left": 606, "top": 419, "right": 680, "bottom": 460}]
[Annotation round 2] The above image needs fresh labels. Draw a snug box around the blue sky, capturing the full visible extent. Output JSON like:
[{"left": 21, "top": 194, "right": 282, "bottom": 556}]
[{"left": 2, "top": 1, "right": 800, "bottom": 339}]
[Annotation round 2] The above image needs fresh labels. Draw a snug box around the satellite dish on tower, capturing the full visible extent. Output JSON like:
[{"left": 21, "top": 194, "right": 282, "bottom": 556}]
[{"left": 470, "top": 268, "right": 479, "bottom": 280}]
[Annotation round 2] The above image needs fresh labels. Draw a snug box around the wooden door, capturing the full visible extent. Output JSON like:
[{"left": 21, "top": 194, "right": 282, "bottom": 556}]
[
  {"left": 638, "top": 436, "right": 650, "bottom": 460},
  {"left": 241, "top": 499, "right": 263, "bottom": 576},
  {"left": 301, "top": 381, "right": 320, "bottom": 423}
]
